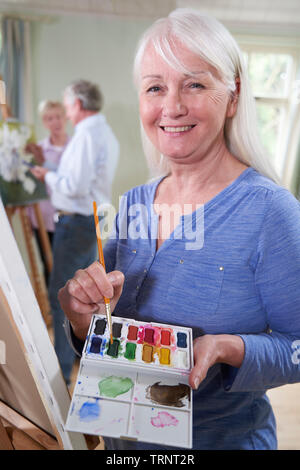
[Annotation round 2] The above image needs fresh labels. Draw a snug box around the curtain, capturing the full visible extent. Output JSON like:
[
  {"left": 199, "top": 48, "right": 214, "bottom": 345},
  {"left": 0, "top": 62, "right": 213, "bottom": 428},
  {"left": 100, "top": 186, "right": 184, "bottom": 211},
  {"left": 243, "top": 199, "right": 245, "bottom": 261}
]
[{"left": 0, "top": 17, "right": 32, "bottom": 123}]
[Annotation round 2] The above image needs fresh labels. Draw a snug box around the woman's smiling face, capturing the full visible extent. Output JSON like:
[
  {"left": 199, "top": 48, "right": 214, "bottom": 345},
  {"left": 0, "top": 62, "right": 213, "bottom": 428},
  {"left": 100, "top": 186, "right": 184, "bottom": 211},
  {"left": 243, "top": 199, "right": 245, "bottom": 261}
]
[{"left": 139, "top": 40, "right": 237, "bottom": 165}]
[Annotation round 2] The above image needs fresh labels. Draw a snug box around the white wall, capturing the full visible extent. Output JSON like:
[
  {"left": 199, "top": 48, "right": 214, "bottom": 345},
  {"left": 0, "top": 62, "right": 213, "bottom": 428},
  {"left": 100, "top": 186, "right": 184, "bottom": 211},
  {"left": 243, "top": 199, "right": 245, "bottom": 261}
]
[
  {"left": 31, "top": 14, "right": 153, "bottom": 208},
  {"left": 29, "top": 10, "right": 300, "bottom": 207}
]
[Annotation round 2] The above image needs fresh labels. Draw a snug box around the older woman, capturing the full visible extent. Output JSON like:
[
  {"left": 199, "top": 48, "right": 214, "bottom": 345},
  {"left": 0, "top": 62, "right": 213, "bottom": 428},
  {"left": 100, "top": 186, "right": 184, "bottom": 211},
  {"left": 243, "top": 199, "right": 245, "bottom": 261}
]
[
  {"left": 59, "top": 9, "right": 300, "bottom": 450},
  {"left": 26, "top": 101, "right": 69, "bottom": 285}
]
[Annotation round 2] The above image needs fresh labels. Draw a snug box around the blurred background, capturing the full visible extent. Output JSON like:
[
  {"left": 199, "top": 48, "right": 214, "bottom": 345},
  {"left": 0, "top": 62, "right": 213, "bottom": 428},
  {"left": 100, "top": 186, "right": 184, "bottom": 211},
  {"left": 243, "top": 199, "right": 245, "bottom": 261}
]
[
  {"left": 0, "top": 0, "right": 299, "bottom": 450},
  {"left": 0, "top": 0, "right": 299, "bottom": 204}
]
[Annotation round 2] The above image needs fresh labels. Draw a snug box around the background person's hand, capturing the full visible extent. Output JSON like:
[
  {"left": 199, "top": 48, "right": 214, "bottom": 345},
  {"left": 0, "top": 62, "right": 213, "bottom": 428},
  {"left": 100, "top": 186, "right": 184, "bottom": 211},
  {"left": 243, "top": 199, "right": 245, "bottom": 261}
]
[
  {"left": 58, "top": 261, "right": 125, "bottom": 341},
  {"left": 25, "top": 142, "right": 45, "bottom": 164},
  {"left": 30, "top": 165, "right": 49, "bottom": 182}
]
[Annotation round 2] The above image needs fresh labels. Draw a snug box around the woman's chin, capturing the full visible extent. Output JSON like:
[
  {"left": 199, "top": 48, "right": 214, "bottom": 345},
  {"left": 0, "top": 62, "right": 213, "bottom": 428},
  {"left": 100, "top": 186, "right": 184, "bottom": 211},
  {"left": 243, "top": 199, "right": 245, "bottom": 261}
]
[{"left": 162, "top": 152, "right": 198, "bottom": 165}]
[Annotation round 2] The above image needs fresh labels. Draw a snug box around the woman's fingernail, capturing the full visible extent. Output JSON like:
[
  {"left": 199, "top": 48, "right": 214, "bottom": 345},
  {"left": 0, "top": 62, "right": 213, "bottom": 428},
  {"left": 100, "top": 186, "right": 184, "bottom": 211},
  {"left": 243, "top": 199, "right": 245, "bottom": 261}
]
[
  {"left": 107, "top": 273, "right": 116, "bottom": 283},
  {"left": 194, "top": 377, "right": 200, "bottom": 389}
]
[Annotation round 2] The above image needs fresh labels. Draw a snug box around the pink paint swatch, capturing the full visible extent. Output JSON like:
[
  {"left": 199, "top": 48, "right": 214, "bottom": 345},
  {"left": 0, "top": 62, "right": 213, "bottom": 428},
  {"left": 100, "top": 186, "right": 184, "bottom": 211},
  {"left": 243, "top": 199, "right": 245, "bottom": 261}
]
[{"left": 150, "top": 411, "right": 179, "bottom": 428}]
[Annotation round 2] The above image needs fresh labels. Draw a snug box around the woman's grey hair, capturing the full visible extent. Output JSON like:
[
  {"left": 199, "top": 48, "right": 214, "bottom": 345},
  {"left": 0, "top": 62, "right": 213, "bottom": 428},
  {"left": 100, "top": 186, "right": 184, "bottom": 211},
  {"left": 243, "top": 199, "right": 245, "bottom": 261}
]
[
  {"left": 133, "top": 8, "right": 280, "bottom": 184},
  {"left": 64, "top": 79, "right": 103, "bottom": 112}
]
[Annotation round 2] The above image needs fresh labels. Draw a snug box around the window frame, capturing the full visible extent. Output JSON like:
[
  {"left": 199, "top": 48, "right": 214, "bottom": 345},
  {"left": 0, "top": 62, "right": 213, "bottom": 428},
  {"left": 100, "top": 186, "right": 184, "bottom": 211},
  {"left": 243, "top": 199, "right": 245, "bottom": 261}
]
[{"left": 235, "top": 35, "right": 300, "bottom": 190}]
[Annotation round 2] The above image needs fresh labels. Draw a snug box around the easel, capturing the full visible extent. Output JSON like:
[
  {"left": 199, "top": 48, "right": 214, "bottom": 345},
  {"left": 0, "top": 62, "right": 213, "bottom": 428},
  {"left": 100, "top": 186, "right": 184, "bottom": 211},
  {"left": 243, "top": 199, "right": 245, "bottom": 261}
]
[
  {"left": 0, "top": 280, "right": 98, "bottom": 450},
  {"left": 0, "top": 400, "right": 60, "bottom": 450},
  {"left": 0, "top": 80, "right": 52, "bottom": 327},
  {"left": 5, "top": 204, "right": 53, "bottom": 327},
  {"left": 0, "top": 400, "right": 99, "bottom": 450}
]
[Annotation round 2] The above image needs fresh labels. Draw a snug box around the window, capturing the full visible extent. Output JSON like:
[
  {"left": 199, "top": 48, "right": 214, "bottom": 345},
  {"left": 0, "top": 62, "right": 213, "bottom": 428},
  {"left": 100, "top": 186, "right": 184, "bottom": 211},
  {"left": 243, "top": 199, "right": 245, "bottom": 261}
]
[{"left": 238, "top": 38, "right": 300, "bottom": 188}]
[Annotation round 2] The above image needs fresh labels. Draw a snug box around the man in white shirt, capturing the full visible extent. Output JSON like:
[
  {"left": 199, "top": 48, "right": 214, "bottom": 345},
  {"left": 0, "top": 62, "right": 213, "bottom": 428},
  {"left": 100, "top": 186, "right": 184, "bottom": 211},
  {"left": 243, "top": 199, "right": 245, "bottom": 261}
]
[{"left": 31, "top": 79, "right": 119, "bottom": 384}]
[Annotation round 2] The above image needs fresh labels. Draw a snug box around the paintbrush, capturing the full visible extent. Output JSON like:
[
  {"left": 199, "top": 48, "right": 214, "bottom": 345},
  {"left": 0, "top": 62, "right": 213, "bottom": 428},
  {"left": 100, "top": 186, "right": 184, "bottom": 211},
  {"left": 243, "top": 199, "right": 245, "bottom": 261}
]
[
  {"left": 93, "top": 201, "right": 113, "bottom": 345},
  {"left": 22, "top": 159, "right": 35, "bottom": 168}
]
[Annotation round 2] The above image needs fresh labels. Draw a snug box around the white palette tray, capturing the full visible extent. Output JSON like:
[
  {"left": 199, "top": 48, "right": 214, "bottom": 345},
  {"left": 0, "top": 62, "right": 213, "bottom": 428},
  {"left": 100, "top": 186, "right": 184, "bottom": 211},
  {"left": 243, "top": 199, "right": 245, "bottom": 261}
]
[{"left": 65, "top": 314, "right": 194, "bottom": 448}]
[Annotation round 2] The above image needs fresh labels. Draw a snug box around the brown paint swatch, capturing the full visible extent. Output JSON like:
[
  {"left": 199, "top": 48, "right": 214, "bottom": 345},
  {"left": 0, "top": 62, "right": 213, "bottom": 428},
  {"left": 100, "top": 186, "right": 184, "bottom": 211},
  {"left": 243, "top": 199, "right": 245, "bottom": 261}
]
[
  {"left": 112, "top": 322, "right": 122, "bottom": 338},
  {"left": 146, "top": 381, "right": 190, "bottom": 408}
]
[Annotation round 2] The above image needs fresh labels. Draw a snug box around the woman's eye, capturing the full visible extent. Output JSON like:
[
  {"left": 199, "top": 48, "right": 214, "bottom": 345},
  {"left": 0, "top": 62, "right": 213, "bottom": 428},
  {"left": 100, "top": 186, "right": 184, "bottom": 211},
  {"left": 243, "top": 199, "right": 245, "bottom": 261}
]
[
  {"left": 189, "top": 82, "right": 205, "bottom": 89},
  {"left": 147, "top": 86, "right": 161, "bottom": 93}
]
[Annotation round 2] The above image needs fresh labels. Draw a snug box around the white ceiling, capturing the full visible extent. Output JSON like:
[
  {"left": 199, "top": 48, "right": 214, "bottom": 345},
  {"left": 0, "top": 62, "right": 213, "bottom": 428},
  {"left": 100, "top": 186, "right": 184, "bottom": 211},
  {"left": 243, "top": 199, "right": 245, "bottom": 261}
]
[{"left": 0, "top": 0, "right": 300, "bottom": 35}]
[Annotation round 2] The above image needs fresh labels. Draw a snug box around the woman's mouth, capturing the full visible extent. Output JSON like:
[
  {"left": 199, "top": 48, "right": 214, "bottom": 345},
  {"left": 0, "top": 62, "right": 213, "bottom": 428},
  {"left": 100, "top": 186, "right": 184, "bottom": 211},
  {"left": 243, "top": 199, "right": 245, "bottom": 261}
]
[{"left": 160, "top": 125, "right": 196, "bottom": 133}]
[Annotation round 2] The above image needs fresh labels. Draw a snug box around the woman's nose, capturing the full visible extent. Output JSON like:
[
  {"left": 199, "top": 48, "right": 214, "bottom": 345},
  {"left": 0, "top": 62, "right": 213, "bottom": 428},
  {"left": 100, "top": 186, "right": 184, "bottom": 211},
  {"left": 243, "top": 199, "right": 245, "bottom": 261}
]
[{"left": 162, "top": 91, "right": 188, "bottom": 118}]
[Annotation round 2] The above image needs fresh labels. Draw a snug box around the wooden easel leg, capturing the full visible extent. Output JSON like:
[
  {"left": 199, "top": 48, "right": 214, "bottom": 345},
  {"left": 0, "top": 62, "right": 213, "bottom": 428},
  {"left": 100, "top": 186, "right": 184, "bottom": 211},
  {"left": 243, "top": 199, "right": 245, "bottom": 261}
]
[
  {"left": 0, "top": 418, "right": 14, "bottom": 450},
  {"left": 33, "top": 203, "right": 53, "bottom": 273},
  {"left": 18, "top": 207, "right": 52, "bottom": 327},
  {"left": 0, "top": 402, "right": 61, "bottom": 450},
  {"left": 5, "top": 206, "right": 15, "bottom": 230}
]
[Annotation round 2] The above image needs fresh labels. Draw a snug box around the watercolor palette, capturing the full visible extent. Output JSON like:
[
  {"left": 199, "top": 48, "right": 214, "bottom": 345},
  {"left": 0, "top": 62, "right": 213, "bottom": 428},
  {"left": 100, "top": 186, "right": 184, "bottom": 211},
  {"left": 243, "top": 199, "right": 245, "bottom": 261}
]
[
  {"left": 84, "top": 314, "right": 192, "bottom": 375},
  {"left": 65, "top": 315, "right": 193, "bottom": 448}
]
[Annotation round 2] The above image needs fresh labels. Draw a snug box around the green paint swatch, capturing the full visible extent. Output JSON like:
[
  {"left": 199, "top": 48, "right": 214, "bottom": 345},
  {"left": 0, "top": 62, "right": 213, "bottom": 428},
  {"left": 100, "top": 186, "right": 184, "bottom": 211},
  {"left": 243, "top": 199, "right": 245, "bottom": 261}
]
[
  {"left": 106, "top": 339, "right": 120, "bottom": 357},
  {"left": 98, "top": 376, "right": 134, "bottom": 398},
  {"left": 124, "top": 342, "right": 137, "bottom": 360}
]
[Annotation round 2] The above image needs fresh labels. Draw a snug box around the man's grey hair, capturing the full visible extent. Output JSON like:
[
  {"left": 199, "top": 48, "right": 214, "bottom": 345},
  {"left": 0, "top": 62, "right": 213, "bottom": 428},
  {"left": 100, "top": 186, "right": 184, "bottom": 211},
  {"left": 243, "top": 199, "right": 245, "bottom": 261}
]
[{"left": 64, "top": 79, "right": 103, "bottom": 111}]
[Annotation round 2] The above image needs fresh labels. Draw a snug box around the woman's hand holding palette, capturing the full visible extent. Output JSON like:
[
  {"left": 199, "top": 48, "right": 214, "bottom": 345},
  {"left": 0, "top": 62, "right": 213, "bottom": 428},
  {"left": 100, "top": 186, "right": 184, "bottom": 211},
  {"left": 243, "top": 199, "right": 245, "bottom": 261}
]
[{"left": 66, "top": 314, "right": 194, "bottom": 448}]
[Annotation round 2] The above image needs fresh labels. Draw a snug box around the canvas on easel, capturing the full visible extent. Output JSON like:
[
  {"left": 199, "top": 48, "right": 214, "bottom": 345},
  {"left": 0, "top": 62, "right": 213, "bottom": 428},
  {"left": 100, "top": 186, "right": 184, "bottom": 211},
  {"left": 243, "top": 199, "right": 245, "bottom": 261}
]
[
  {"left": 0, "top": 196, "right": 88, "bottom": 450},
  {"left": 0, "top": 86, "right": 53, "bottom": 326}
]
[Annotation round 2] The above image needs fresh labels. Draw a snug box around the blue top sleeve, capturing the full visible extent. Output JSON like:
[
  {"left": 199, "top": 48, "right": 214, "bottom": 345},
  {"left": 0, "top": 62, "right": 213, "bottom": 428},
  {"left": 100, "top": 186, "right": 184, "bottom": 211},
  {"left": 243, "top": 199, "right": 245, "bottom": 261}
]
[{"left": 223, "top": 188, "right": 300, "bottom": 392}]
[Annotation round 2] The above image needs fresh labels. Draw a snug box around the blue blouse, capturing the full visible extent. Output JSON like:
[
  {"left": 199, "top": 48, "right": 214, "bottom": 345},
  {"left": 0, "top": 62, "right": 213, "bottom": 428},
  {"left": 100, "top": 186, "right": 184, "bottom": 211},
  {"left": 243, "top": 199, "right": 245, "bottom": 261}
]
[{"left": 69, "top": 167, "right": 300, "bottom": 450}]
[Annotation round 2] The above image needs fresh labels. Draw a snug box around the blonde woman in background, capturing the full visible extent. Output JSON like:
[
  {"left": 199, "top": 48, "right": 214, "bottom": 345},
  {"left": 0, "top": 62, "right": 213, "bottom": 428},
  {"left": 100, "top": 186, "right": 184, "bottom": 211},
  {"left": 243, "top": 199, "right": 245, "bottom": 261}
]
[{"left": 26, "top": 101, "right": 70, "bottom": 285}]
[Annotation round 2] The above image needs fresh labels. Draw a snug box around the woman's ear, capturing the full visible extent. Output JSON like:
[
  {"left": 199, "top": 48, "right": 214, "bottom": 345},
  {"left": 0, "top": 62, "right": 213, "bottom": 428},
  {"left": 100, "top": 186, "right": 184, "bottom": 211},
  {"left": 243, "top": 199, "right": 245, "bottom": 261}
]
[{"left": 226, "top": 77, "right": 240, "bottom": 118}]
